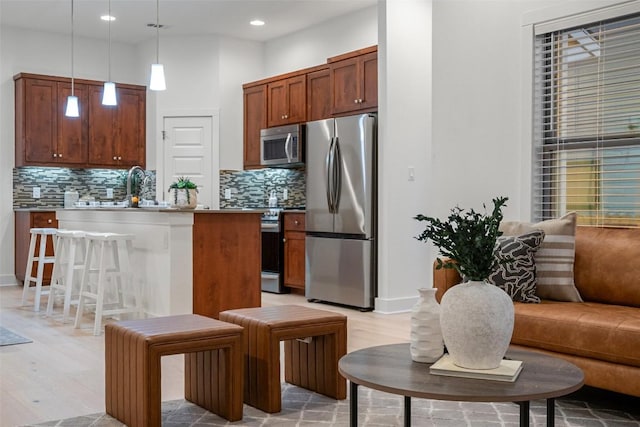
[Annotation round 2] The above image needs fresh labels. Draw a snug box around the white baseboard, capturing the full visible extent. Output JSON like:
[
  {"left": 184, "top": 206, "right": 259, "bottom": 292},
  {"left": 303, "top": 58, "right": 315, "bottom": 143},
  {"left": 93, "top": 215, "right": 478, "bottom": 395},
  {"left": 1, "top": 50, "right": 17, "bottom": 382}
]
[
  {"left": 0, "top": 274, "right": 18, "bottom": 286},
  {"left": 374, "top": 295, "right": 417, "bottom": 314}
]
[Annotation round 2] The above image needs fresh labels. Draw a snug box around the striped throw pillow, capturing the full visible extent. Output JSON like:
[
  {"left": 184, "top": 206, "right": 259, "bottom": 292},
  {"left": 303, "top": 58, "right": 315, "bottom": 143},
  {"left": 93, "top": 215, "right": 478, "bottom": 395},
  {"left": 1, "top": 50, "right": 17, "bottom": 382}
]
[{"left": 499, "top": 212, "right": 583, "bottom": 302}]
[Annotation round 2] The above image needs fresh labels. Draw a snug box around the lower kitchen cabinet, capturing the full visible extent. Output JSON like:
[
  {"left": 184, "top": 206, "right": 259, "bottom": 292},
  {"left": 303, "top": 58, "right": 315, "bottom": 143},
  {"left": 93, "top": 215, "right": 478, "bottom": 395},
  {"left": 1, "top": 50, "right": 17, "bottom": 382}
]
[
  {"left": 15, "top": 211, "right": 58, "bottom": 285},
  {"left": 284, "top": 213, "right": 306, "bottom": 290}
]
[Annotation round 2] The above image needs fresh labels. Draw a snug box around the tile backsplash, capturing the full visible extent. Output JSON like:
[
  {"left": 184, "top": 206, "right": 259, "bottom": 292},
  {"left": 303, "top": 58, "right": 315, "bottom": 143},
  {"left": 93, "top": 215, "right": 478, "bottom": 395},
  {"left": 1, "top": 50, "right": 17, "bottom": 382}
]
[
  {"left": 13, "top": 167, "right": 157, "bottom": 209},
  {"left": 219, "top": 168, "right": 306, "bottom": 208},
  {"left": 13, "top": 166, "right": 305, "bottom": 209}
]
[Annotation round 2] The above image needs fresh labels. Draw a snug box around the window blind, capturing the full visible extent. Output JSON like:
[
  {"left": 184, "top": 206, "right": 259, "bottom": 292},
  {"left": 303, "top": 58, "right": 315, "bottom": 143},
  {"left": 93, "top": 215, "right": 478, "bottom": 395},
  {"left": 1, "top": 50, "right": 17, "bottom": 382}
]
[{"left": 533, "top": 12, "right": 640, "bottom": 227}]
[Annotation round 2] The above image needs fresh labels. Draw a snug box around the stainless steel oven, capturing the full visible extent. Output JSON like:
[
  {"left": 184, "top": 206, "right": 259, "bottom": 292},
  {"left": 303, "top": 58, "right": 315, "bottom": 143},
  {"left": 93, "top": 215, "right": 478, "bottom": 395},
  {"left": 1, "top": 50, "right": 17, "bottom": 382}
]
[{"left": 261, "top": 211, "right": 287, "bottom": 293}]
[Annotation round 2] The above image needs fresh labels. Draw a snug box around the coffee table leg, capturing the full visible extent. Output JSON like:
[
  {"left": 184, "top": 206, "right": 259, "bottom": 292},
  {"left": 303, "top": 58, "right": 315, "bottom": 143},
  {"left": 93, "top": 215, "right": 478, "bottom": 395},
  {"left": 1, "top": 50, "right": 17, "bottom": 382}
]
[
  {"left": 350, "top": 381, "right": 358, "bottom": 426},
  {"left": 547, "top": 398, "right": 555, "bottom": 427},
  {"left": 519, "top": 401, "right": 530, "bottom": 427},
  {"left": 404, "top": 396, "right": 411, "bottom": 427}
]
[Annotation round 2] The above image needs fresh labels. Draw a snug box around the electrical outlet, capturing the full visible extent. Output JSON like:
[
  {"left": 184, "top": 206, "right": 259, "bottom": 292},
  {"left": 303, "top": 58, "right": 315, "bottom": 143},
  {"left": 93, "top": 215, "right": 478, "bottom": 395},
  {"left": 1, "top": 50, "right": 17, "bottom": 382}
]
[
  {"left": 225, "top": 188, "right": 232, "bottom": 199},
  {"left": 106, "top": 188, "right": 114, "bottom": 199},
  {"left": 283, "top": 188, "right": 288, "bottom": 200},
  {"left": 33, "top": 187, "right": 41, "bottom": 199}
]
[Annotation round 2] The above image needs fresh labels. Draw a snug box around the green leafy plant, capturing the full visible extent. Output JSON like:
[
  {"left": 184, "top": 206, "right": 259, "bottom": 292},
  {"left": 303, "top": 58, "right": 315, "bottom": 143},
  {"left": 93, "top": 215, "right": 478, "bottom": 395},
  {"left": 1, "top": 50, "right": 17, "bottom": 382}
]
[
  {"left": 414, "top": 197, "right": 509, "bottom": 281},
  {"left": 168, "top": 176, "right": 198, "bottom": 204}
]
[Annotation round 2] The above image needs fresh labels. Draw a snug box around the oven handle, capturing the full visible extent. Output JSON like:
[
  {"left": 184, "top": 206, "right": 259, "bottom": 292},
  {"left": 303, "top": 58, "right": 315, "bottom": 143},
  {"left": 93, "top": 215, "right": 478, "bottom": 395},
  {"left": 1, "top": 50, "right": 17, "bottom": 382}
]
[{"left": 261, "top": 223, "right": 280, "bottom": 232}]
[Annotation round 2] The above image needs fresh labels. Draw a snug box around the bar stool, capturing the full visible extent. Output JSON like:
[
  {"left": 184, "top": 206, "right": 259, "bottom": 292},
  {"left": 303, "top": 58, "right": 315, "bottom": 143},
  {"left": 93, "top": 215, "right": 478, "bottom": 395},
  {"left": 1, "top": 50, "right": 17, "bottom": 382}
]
[
  {"left": 46, "top": 229, "right": 87, "bottom": 322},
  {"left": 74, "top": 232, "right": 143, "bottom": 335},
  {"left": 21, "top": 228, "right": 58, "bottom": 311}
]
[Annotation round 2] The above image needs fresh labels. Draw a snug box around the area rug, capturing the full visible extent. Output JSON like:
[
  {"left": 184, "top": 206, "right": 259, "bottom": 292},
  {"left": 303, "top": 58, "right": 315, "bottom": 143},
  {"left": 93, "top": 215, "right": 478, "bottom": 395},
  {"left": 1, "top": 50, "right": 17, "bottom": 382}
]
[
  {"left": 0, "top": 326, "right": 32, "bottom": 347},
  {"left": 24, "top": 384, "right": 640, "bottom": 426}
]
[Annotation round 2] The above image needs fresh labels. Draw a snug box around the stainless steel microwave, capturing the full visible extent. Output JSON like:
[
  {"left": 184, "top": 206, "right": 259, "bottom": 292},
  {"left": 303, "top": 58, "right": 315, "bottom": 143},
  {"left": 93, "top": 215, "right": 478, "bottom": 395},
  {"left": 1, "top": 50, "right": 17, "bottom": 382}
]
[{"left": 260, "top": 124, "right": 304, "bottom": 167}]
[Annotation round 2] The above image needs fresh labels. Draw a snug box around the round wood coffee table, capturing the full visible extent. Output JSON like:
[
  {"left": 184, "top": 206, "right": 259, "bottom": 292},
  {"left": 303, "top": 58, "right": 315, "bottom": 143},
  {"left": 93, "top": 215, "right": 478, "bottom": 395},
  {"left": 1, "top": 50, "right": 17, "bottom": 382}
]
[{"left": 338, "top": 343, "right": 584, "bottom": 427}]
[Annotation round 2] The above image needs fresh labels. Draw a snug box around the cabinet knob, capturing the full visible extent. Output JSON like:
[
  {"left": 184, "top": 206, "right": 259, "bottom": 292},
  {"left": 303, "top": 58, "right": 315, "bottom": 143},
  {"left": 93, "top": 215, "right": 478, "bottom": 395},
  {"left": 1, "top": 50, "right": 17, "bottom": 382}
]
[
  {"left": 58, "top": 153, "right": 62, "bottom": 158},
  {"left": 118, "top": 156, "right": 122, "bottom": 160},
  {"left": 53, "top": 153, "right": 57, "bottom": 158},
  {"left": 294, "top": 220, "right": 299, "bottom": 225},
  {"left": 47, "top": 219, "right": 52, "bottom": 224},
  {"left": 283, "top": 238, "right": 286, "bottom": 243},
  {"left": 354, "top": 99, "right": 359, "bottom": 104},
  {"left": 113, "top": 156, "right": 117, "bottom": 160},
  {"left": 284, "top": 114, "right": 288, "bottom": 119}
]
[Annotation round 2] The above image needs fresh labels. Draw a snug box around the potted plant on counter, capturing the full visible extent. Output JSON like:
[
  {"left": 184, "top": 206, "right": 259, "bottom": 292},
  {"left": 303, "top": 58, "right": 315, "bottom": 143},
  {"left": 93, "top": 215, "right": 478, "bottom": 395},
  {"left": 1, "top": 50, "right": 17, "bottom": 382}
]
[
  {"left": 414, "top": 196, "right": 513, "bottom": 370},
  {"left": 168, "top": 176, "right": 198, "bottom": 209}
]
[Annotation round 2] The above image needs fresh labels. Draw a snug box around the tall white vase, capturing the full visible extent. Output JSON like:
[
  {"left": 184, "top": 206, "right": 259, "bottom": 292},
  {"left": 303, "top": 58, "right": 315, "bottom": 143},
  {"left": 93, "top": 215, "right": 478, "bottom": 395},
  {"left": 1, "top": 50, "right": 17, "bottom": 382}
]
[
  {"left": 439, "top": 280, "right": 514, "bottom": 369},
  {"left": 410, "top": 288, "right": 444, "bottom": 363}
]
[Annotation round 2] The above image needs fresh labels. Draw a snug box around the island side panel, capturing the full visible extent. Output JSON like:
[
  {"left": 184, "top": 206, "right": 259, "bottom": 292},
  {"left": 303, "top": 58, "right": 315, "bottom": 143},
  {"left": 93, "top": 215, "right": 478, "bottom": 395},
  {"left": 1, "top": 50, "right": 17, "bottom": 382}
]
[{"left": 192, "top": 212, "right": 262, "bottom": 318}]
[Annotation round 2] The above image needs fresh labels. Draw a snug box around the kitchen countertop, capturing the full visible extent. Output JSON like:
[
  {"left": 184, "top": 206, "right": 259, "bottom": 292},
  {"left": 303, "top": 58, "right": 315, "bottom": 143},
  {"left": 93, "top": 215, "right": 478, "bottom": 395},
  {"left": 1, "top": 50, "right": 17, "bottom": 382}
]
[{"left": 14, "top": 207, "right": 263, "bottom": 213}]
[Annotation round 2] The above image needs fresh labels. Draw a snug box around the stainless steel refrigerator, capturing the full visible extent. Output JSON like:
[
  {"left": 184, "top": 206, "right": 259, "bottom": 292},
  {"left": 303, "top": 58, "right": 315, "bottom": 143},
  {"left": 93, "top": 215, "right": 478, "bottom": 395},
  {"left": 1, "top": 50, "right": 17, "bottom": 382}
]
[{"left": 305, "top": 113, "right": 376, "bottom": 310}]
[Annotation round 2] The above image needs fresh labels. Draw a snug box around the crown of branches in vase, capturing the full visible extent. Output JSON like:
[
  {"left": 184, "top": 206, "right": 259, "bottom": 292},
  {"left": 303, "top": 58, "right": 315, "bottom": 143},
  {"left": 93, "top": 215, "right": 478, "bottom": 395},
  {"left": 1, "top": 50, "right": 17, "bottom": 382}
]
[{"left": 414, "top": 196, "right": 508, "bottom": 282}]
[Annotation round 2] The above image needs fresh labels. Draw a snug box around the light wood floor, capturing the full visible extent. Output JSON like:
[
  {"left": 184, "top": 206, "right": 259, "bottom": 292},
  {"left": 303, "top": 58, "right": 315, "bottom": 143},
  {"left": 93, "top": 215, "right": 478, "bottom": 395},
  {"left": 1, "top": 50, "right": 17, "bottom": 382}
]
[{"left": 0, "top": 285, "right": 411, "bottom": 427}]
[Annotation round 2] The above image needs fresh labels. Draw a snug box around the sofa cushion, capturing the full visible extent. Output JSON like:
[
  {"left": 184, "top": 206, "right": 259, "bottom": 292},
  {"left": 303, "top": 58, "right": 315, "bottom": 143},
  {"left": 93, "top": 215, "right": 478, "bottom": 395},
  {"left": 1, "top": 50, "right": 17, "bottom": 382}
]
[
  {"left": 575, "top": 226, "right": 640, "bottom": 308},
  {"left": 512, "top": 301, "right": 640, "bottom": 367},
  {"left": 500, "top": 212, "right": 583, "bottom": 302},
  {"left": 489, "top": 230, "right": 545, "bottom": 303}
]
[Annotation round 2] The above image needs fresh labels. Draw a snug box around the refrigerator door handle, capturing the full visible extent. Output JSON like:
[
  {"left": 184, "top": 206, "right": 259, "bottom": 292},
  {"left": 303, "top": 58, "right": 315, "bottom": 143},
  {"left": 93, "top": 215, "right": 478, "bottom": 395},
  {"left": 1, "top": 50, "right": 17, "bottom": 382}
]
[
  {"left": 284, "top": 133, "right": 292, "bottom": 163},
  {"left": 326, "top": 136, "right": 335, "bottom": 213},
  {"left": 333, "top": 136, "right": 342, "bottom": 211}
]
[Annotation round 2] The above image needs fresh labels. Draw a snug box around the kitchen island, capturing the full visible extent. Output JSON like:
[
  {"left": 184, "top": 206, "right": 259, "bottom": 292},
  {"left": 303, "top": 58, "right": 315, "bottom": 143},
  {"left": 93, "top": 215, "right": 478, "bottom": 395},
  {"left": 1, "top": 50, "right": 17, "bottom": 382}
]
[{"left": 56, "top": 208, "right": 262, "bottom": 318}]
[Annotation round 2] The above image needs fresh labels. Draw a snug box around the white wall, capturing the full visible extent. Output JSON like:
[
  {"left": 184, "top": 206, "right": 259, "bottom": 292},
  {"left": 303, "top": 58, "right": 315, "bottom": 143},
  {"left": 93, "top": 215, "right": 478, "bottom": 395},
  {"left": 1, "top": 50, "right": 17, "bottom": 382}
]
[{"left": 264, "top": 5, "right": 378, "bottom": 76}]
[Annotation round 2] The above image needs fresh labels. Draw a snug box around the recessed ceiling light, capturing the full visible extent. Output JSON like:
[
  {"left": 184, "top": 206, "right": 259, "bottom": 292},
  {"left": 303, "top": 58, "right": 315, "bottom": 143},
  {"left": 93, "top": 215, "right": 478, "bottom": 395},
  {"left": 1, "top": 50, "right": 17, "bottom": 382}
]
[
  {"left": 250, "top": 19, "right": 265, "bottom": 26},
  {"left": 100, "top": 15, "right": 116, "bottom": 21}
]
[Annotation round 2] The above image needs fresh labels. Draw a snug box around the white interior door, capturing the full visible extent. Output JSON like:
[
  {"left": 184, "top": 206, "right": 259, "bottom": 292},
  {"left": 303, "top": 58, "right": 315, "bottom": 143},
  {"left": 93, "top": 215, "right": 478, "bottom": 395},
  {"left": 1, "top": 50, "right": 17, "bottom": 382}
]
[{"left": 162, "top": 116, "right": 218, "bottom": 208}]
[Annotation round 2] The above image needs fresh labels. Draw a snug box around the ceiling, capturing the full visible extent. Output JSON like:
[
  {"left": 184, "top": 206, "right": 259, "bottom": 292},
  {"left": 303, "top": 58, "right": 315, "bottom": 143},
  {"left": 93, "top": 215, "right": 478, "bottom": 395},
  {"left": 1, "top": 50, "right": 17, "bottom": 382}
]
[{"left": 0, "top": 0, "right": 377, "bottom": 44}]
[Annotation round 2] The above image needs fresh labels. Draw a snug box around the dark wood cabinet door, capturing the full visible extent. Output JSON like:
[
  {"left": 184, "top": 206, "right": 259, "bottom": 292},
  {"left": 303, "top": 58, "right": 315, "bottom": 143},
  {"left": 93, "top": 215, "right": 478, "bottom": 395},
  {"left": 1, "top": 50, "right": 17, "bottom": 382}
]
[
  {"left": 116, "top": 87, "right": 146, "bottom": 167},
  {"left": 330, "top": 56, "right": 360, "bottom": 115},
  {"left": 243, "top": 84, "right": 267, "bottom": 169},
  {"left": 267, "top": 80, "right": 287, "bottom": 127},
  {"left": 23, "top": 79, "right": 57, "bottom": 164},
  {"left": 360, "top": 52, "right": 378, "bottom": 111},
  {"left": 56, "top": 82, "right": 88, "bottom": 165},
  {"left": 88, "top": 84, "right": 117, "bottom": 166},
  {"left": 284, "top": 213, "right": 306, "bottom": 290},
  {"left": 307, "top": 69, "right": 331, "bottom": 122},
  {"left": 286, "top": 75, "right": 306, "bottom": 124}
]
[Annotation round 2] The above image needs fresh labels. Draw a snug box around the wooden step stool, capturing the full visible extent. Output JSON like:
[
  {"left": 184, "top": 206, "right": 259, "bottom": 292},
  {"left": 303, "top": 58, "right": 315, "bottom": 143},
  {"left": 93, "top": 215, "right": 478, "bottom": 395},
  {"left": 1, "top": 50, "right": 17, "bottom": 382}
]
[
  {"left": 105, "top": 314, "right": 244, "bottom": 426},
  {"left": 219, "top": 305, "right": 347, "bottom": 413}
]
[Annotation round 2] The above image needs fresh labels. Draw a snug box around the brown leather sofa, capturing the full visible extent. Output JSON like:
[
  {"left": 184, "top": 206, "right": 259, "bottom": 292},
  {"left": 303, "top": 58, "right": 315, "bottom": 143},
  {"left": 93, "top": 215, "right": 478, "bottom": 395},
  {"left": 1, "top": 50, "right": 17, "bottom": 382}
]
[{"left": 433, "top": 226, "right": 640, "bottom": 397}]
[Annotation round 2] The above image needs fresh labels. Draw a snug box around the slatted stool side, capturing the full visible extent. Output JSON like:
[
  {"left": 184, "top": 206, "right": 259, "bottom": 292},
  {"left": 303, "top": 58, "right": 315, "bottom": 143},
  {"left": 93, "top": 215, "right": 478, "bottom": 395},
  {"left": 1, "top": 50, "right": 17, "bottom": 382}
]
[
  {"left": 105, "top": 314, "right": 244, "bottom": 427},
  {"left": 220, "top": 305, "right": 347, "bottom": 413},
  {"left": 47, "top": 229, "right": 86, "bottom": 322}
]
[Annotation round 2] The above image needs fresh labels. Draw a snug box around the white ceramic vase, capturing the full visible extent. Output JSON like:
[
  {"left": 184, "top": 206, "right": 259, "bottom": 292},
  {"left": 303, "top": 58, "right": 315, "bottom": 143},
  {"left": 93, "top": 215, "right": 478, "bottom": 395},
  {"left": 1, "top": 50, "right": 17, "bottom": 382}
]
[
  {"left": 171, "top": 189, "right": 197, "bottom": 209},
  {"left": 439, "top": 280, "right": 514, "bottom": 369},
  {"left": 410, "top": 288, "right": 444, "bottom": 363}
]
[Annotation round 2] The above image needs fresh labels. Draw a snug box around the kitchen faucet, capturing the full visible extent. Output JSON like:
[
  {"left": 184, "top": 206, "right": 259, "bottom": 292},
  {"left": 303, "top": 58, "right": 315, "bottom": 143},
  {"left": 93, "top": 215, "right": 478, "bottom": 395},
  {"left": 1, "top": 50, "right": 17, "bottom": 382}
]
[{"left": 126, "top": 165, "right": 146, "bottom": 207}]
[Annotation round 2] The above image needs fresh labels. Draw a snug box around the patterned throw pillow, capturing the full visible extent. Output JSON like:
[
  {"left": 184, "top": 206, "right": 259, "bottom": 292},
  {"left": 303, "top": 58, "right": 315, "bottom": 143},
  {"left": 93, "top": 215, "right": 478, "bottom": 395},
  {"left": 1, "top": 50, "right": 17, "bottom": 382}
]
[
  {"left": 500, "top": 212, "right": 583, "bottom": 302},
  {"left": 488, "top": 230, "right": 545, "bottom": 303}
]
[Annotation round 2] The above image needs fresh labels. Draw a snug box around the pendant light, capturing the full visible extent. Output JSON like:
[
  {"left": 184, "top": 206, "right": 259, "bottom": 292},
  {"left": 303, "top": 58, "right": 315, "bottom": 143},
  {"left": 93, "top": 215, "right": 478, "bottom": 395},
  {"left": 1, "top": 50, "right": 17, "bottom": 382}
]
[
  {"left": 65, "top": 0, "right": 79, "bottom": 117},
  {"left": 102, "top": 0, "right": 117, "bottom": 105},
  {"left": 149, "top": 0, "right": 166, "bottom": 91}
]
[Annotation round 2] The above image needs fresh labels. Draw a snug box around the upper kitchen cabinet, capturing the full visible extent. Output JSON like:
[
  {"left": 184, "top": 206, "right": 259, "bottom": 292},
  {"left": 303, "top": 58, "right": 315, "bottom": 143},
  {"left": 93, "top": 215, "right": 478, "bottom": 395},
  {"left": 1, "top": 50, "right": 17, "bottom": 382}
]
[
  {"left": 14, "top": 73, "right": 146, "bottom": 169},
  {"left": 267, "top": 75, "right": 306, "bottom": 127},
  {"left": 243, "top": 83, "right": 267, "bottom": 169},
  {"left": 14, "top": 74, "right": 88, "bottom": 167},
  {"left": 329, "top": 46, "right": 378, "bottom": 116},
  {"left": 306, "top": 66, "right": 331, "bottom": 122},
  {"left": 88, "top": 84, "right": 146, "bottom": 168}
]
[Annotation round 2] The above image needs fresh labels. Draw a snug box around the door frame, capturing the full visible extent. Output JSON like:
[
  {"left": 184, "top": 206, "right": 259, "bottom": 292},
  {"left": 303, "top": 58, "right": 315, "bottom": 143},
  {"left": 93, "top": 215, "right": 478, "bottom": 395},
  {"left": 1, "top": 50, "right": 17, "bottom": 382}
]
[{"left": 156, "top": 109, "right": 220, "bottom": 209}]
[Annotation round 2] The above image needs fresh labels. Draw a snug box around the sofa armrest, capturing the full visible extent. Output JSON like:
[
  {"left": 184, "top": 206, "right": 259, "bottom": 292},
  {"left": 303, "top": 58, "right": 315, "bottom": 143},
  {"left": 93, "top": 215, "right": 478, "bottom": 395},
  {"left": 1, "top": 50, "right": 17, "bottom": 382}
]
[{"left": 433, "top": 260, "right": 462, "bottom": 303}]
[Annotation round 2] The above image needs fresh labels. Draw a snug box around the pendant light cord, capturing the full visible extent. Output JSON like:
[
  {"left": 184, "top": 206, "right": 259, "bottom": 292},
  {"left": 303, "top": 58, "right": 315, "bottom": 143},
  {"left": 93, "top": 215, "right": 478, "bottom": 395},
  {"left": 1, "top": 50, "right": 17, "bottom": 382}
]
[
  {"left": 70, "top": 0, "right": 74, "bottom": 95},
  {"left": 108, "top": 0, "right": 112, "bottom": 81},
  {"left": 156, "top": 0, "right": 160, "bottom": 63}
]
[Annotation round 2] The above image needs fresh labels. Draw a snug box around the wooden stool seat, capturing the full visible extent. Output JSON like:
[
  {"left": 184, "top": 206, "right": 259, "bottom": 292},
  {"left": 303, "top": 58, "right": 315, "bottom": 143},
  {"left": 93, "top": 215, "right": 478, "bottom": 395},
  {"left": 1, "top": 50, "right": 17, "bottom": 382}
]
[
  {"left": 105, "top": 314, "right": 244, "bottom": 427},
  {"left": 219, "top": 305, "right": 347, "bottom": 413}
]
